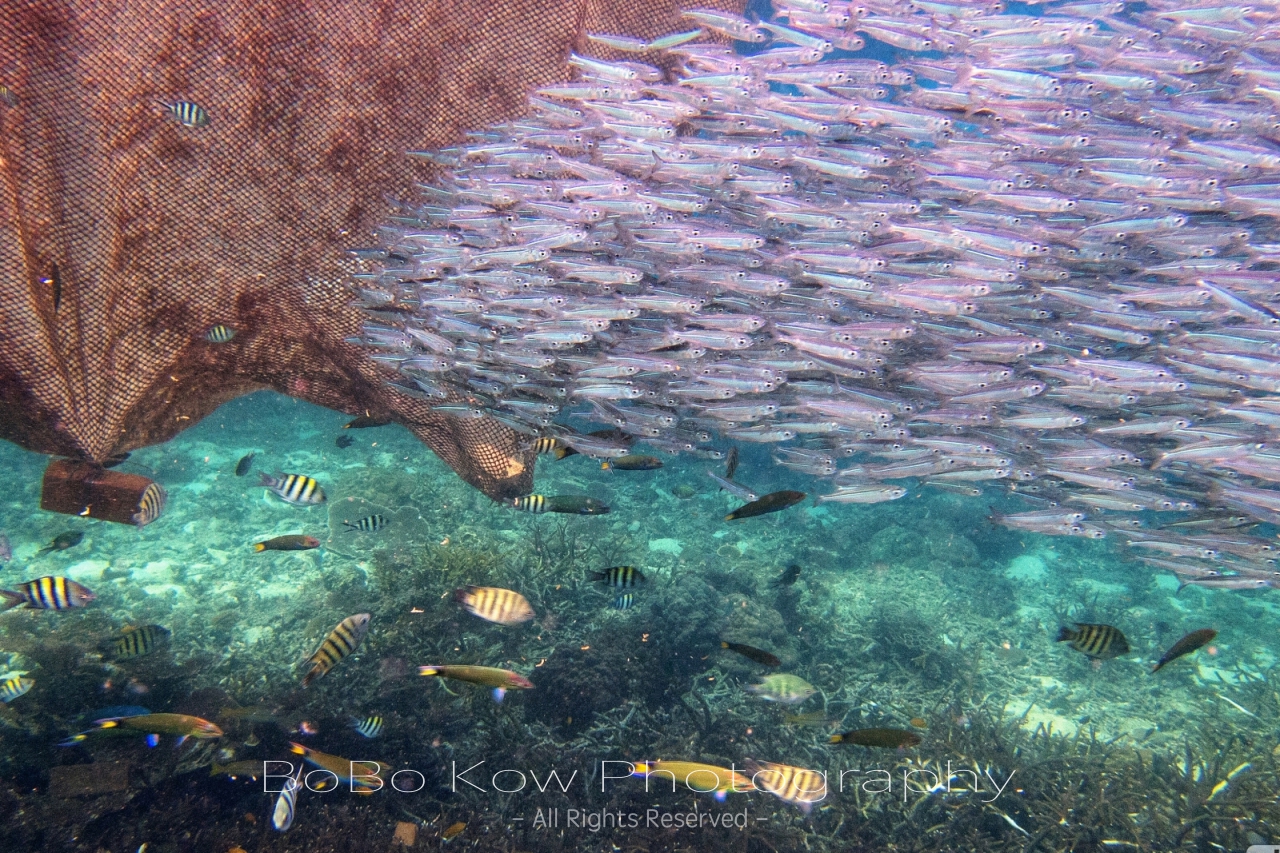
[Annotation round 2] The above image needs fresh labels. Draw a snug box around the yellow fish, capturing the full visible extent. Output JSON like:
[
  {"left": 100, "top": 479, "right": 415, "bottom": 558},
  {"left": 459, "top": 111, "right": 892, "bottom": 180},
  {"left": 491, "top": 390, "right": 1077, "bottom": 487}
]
[
  {"left": 302, "top": 613, "right": 371, "bottom": 686},
  {"left": 745, "top": 673, "right": 816, "bottom": 704},
  {"left": 632, "top": 760, "right": 755, "bottom": 800}
]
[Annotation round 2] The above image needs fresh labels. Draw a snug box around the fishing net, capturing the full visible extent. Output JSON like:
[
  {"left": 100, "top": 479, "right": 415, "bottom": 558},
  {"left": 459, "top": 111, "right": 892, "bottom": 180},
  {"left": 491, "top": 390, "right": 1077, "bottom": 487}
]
[{"left": 0, "top": 0, "right": 740, "bottom": 501}]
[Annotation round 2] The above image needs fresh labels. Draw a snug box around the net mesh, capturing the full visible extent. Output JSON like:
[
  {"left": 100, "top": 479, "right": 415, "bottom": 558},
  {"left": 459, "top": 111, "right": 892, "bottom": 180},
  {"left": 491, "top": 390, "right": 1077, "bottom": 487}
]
[{"left": 0, "top": 0, "right": 740, "bottom": 501}]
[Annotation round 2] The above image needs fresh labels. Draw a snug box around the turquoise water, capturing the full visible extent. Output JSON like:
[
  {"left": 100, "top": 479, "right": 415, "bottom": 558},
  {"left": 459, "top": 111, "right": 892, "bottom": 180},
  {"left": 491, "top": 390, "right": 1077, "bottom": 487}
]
[{"left": 0, "top": 391, "right": 1276, "bottom": 851}]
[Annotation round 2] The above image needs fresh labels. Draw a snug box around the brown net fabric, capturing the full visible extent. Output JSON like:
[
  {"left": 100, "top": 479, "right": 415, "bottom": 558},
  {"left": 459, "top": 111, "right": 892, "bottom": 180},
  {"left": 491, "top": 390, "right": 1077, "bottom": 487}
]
[{"left": 0, "top": 0, "right": 741, "bottom": 501}]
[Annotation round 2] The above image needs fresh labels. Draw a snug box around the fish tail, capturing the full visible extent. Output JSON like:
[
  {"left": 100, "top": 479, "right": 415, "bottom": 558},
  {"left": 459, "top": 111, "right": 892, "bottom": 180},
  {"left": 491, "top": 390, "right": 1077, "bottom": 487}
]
[
  {"left": 492, "top": 687, "right": 506, "bottom": 703},
  {"left": 589, "top": 571, "right": 605, "bottom": 582},
  {"left": 452, "top": 587, "right": 475, "bottom": 604},
  {"left": 0, "top": 589, "right": 25, "bottom": 611},
  {"left": 253, "top": 543, "right": 266, "bottom": 552},
  {"left": 301, "top": 667, "right": 319, "bottom": 688},
  {"left": 1054, "top": 626, "right": 1075, "bottom": 643},
  {"left": 287, "top": 741, "right": 307, "bottom": 756},
  {"left": 828, "top": 734, "right": 844, "bottom": 743},
  {"left": 418, "top": 666, "right": 440, "bottom": 677},
  {"left": 58, "top": 732, "right": 89, "bottom": 747}
]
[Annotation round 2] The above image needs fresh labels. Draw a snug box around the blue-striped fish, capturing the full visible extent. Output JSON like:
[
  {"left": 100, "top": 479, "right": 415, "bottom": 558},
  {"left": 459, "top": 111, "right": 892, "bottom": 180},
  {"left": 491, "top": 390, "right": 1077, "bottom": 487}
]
[
  {"left": 0, "top": 676, "right": 33, "bottom": 703},
  {"left": 272, "top": 764, "right": 304, "bottom": 831},
  {"left": 350, "top": 715, "right": 383, "bottom": 738},
  {"left": 132, "top": 482, "right": 167, "bottom": 527},
  {"left": 260, "top": 473, "right": 326, "bottom": 505},
  {"left": 0, "top": 576, "right": 95, "bottom": 611},
  {"left": 454, "top": 586, "right": 534, "bottom": 625},
  {"left": 302, "top": 613, "right": 371, "bottom": 686},
  {"left": 343, "top": 514, "right": 388, "bottom": 533},
  {"left": 161, "top": 99, "right": 209, "bottom": 127},
  {"left": 205, "top": 324, "right": 235, "bottom": 343},
  {"left": 612, "top": 593, "right": 634, "bottom": 610}
]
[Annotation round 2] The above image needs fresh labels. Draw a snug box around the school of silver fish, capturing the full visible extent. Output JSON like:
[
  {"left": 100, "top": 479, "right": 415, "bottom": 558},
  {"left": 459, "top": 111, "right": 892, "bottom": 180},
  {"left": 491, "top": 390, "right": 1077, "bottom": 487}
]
[{"left": 355, "top": 0, "right": 1280, "bottom": 596}]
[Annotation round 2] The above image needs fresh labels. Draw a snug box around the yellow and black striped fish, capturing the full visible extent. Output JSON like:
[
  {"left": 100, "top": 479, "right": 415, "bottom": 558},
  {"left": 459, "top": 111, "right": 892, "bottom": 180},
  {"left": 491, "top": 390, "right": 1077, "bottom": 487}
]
[
  {"left": 591, "top": 566, "right": 646, "bottom": 589},
  {"left": 132, "top": 482, "right": 167, "bottom": 527},
  {"left": 205, "top": 324, "right": 236, "bottom": 343},
  {"left": 302, "top": 613, "right": 371, "bottom": 687},
  {"left": 510, "top": 494, "right": 548, "bottom": 513},
  {"left": 0, "top": 576, "right": 95, "bottom": 611},
  {"left": 528, "top": 436, "right": 565, "bottom": 455},
  {"left": 0, "top": 676, "right": 33, "bottom": 703},
  {"left": 261, "top": 473, "right": 326, "bottom": 505},
  {"left": 105, "top": 624, "right": 171, "bottom": 660},
  {"left": 454, "top": 586, "right": 534, "bottom": 625},
  {"left": 1056, "top": 623, "right": 1130, "bottom": 660},
  {"left": 0, "top": 84, "right": 18, "bottom": 107},
  {"left": 161, "top": 99, "right": 209, "bottom": 127},
  {"left": 343, "top": 514, "right": 388, "bottom": 533},
  {"left": 744, "top": 759, "right": 827, "bottom": 813}
]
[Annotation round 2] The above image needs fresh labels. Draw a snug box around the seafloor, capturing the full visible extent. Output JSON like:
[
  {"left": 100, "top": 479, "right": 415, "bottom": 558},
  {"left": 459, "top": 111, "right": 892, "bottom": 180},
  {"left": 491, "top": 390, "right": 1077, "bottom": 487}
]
[{"left": 0, "top": 391, "right": 1276, "bottom": 852}]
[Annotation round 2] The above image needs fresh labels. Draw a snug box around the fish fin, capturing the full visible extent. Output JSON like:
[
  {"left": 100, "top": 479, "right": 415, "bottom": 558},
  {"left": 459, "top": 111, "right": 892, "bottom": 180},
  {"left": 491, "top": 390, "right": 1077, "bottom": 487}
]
[
  {"left": 288, "top": 741, "right": 307, "bottom": 756},
  {"left": 1054, "top": 626, "right": 1075, "bottom": 643},
  {"left": 253, "top": 543, "right": 266, "bottom": 552},
  {"left": 714, "top": 789, "right": 727, "bottom": 802},
  {"left": 58, "top": 733, "right": 89, "bottom": 746},
  {"left": 828, "top": 734, "right": 843, "bottom": 743},
  {"left": 301, "top": 667, "right": 319, "bottom": 688},
  {"left": 492, "top": 688, "right": 506, "bottom": 703},
  {"left": 0, "top": 589, "right": 25, "bottom": 611},
  {"left": 146, "top": 734, "right": 161, "bottom": 748},
  {"left": 417, "top": 666, "right": 439, "bottom": 677}
]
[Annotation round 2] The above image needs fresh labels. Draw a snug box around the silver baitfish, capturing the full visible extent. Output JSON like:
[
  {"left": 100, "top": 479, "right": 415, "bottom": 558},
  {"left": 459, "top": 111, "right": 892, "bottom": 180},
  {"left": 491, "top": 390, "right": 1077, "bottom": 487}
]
[{"left": 359, "top": 1, "right": 1280, "bottom": 593}]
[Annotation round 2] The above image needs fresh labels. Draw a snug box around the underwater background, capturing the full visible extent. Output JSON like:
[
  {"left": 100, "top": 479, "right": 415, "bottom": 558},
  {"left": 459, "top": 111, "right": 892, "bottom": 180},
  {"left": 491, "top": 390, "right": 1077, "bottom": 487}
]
[
  {"left": 0, "top": 390, "right": 1276, "bottom": 852},
  {"left": 6, "top": 0, "right": 1280, "bottom": 850}
]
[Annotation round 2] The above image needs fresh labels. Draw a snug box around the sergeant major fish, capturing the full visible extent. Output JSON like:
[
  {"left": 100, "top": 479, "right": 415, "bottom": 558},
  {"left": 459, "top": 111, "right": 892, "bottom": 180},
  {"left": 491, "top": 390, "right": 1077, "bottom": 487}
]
[
  {"left": 260, "top": 473, "right": 326, "bottom": 505},
  {"left": 1056, "top": 623, "right": 1130, "bottom": 660},
  {"left": 454, "top": 586, "right": 534, "bottom": 625},
  {"left": 0, "top": 576, "right": 95, "bottom": 611},
  {"left": 302, "top": 613, "right": 371, "bottom": 687}
]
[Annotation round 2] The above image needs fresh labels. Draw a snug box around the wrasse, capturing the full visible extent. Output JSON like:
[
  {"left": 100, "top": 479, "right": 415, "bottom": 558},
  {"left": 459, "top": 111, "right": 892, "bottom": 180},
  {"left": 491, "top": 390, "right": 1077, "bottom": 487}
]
[
  {"left": 1056, "top": 623, "right": 1130, "bottom": 660},
  {"left": 829, "top": 727, "right": 922, "bottom": 749},
  {"left": 1152, "top": 628, "right": 1218, "bottom": 673},
  {"left": 0, "top": 576, "right": 95, "bottom": 611},
  {"left": 632, "top": 760, "right": 756, "bottom": 801},
  {"left": 288, "top": 742, "right": 384, "bottom": 793},
  {"left": 302, "top": 613, "right": 371, "bottom": 686},
  {"left": 455, "top": 586, "right": 534, "bottom": 625},
  {"left": 721, "top": 641, "right": 781, "bottom": 667},
  {"left": 211, "top": 759, "right": 268, "bottom": 779},
  {"left": 254, "top": 535, "right": 320, "bottom": 552},
  {"left": 61, "top": 713, "right": 223, "bottom": 746},
  {"left": 103, "top": 624, "right": 170, "bottom": 660},
  {"left": 343, "top": 414, "right": 392, "bottom": 429},
  {"left": 260, "top": 473, "right": 326, "bottom": 505},
  {"left": 744, "top": 759, "right": 827, "bottom": 813},
  {"left": 725, "top": 490, "right": 807, "bottom": 520},
  {"left": 418, "top": 664, "right": 533, "bottom": 702},
  {"left": 601, "top": 454, "right": 664, "bottom": 471}
]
